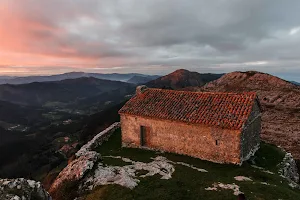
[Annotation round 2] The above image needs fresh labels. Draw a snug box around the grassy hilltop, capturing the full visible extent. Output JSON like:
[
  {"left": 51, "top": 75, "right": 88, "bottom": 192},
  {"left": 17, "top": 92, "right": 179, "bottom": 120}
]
[{"left": 57, "top": 129, "right": 300, "bottom": 200}]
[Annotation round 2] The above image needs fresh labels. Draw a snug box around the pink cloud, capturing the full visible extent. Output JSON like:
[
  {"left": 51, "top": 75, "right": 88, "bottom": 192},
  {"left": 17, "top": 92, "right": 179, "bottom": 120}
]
[{"left": 0, "top": 0, "right": 131, "bottom": 73}]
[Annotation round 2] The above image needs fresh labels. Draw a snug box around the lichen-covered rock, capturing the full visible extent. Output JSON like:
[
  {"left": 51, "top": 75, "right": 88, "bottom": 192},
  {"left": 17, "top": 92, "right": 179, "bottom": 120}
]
[
  {"left": 278, "top": 152, "right": 300, "bottom": 188},
  {"left": 205, "top": 182, "right": 242, "bottom": 196},
  {"left": 82, "top": 155, "right": 208, "bottom": 190},
  {"left": 0, "top": 178, "right": 51, "bottom": 200},
  {"left": 234, "top": 176, "right": 253, "bottom": 182},
  {"left": 82, "top": 156, "right": 176, "bottom": 190}
]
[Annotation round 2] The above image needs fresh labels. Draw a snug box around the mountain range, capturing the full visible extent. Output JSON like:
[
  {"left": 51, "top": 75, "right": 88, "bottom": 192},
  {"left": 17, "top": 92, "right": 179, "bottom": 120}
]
[
  {"left": 291, "top": 81, "right": 300, "bottom": 86},
  {"left": 0, "top": 76, "right": 16, "bottom": 80},
  {"left": 0, "top": 70, "right": 221, "bottom": 113},
  {"left": 0, "top": 77, "right": 133, "bottom": 107},
  {"left": 0, "top": 72, "right": 159, "bottom": 85},
  {"left": 126, "top": 75, "right": 160, "bottom": 84}
]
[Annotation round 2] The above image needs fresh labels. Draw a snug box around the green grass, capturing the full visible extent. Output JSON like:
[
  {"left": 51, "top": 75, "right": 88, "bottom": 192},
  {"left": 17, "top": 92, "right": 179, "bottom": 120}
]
[
  {"left": 85, "top": 129, "right": 300, "bottom": 200},
  {"left": 101, "top": 157, "right": 129, "bottom": 167}
]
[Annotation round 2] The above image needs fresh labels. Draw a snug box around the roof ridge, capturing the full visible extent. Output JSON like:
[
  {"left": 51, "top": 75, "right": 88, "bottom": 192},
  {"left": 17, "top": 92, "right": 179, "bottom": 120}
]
[{"left": 147, "top": 88, "right": 257, "bottom": 96}]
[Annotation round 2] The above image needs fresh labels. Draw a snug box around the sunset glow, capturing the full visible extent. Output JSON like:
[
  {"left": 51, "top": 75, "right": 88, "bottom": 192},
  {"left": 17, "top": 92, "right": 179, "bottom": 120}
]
[{"left": 0, "top": 0, "right": 300, "bottom": 80}]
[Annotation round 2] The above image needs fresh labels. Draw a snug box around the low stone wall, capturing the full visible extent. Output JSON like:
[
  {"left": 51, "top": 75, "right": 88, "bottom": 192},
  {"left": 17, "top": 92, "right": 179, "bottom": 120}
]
[
  {"left": 76, "top": 122, "right": 120, "bottom": 157},
  {"left": 50, "top": 122, "right": 120, "bottom": 192}
]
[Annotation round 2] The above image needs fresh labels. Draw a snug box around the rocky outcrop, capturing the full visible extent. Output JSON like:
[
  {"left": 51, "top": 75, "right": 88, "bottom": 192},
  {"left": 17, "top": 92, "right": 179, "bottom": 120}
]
[
  {"left": 50, "top": 122, "right": 120, "bottom": 192},
  {"left": 279, "top": 152, "right": 300, "bottom": 188},
  {"left": 0, "top": 178, "right": 51, "bottom": 200},
  {"left": 49, "top": 151, "right": 100, "bottom": 193}
]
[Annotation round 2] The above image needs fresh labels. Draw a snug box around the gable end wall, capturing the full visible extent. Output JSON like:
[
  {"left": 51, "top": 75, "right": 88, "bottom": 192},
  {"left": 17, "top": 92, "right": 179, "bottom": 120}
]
[{"left": 241, "top": 100, "right": 261, "bottom": 162}]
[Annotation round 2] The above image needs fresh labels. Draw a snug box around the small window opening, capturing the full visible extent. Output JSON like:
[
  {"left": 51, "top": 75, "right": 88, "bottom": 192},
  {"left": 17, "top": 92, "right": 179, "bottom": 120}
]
[{"left": 216, "top": 140, "right": 219, "bottom": 146}]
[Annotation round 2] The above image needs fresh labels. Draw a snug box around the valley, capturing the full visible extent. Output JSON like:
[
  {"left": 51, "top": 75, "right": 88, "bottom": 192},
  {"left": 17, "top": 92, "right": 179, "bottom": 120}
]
[{"left": 0, "top": 75, "right": 137, "bottom": 181}]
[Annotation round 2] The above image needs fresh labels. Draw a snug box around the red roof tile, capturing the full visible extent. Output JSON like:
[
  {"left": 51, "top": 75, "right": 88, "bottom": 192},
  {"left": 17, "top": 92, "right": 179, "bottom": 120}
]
[{"left": 119, "top": 88, "right": 258, "bottom": 130}]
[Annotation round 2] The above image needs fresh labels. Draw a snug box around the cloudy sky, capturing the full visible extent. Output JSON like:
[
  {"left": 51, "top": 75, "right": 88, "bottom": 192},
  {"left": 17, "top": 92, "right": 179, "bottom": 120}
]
[{"left": 0, "top": 0, "right": 300, "bottom": 81}]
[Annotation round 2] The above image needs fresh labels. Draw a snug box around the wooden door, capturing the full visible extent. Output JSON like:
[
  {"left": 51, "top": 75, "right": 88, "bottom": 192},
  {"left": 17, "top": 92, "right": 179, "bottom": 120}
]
[{"left": 140, "top": 126, "right": 147, "bottom": 146}]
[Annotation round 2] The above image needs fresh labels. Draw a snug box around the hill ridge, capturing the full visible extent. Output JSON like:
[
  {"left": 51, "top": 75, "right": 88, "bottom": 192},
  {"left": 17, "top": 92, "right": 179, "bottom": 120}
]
[{"left": 146, "top": 69, "right": 223, "bottom": 89}]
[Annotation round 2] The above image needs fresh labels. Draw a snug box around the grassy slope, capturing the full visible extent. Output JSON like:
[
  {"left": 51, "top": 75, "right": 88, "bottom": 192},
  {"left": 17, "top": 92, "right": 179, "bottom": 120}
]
[{"left": 82, "top": 129, "right": 300, "bottom": 200}]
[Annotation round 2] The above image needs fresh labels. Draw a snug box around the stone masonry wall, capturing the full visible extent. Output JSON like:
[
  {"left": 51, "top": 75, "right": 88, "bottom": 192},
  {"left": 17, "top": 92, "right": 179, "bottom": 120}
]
[
  {"left": 121, "top": 115, "right": 241, "bottom": 164},
  {"left": 241, "top": 101, "right": 261, "bottom": 161}
]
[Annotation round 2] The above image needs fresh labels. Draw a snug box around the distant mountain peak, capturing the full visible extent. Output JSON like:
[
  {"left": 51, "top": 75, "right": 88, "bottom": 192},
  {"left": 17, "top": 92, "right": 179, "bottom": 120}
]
[
  {"left": 166, "top": 69, "right": 193, "bottom": 78},
  {"left": 146, "top": 69, "right": 223, "bottom": 90},
  {"left": 171, "top": 69, "right": 190, "bottom": 74}
]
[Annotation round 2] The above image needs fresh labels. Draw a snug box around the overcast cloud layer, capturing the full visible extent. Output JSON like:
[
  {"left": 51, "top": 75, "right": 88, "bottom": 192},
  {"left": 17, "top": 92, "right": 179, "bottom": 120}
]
[{"left": 0, "top": 0, "right": 300, "bottom": 80}]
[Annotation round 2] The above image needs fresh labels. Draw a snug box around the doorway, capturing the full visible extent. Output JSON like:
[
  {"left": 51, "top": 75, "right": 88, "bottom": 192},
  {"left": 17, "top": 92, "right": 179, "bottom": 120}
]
[{"left": 140, "top": 126, "right": 147, "bottom": 146}]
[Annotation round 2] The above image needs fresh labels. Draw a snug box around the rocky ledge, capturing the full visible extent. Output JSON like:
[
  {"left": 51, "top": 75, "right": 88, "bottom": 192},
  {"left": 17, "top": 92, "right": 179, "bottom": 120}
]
[{"left": 0, "top": 178, "right": 51, "bottom": 200}]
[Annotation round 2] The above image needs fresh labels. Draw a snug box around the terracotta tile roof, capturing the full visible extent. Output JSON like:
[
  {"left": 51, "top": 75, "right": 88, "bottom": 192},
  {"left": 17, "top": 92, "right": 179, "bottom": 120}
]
[{"left": 119, "top": 88, "right": 258, "bottom": 130}]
